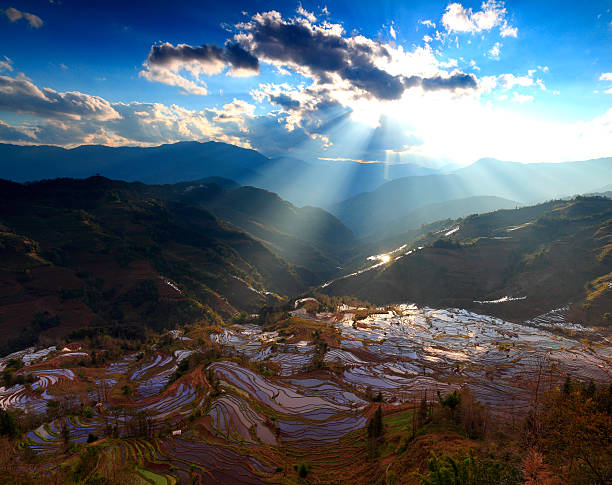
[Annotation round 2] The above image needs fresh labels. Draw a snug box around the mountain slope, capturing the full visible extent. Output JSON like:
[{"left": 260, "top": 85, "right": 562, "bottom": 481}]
[
  {"left": 321, "top": 196, "right": 612, "bottom": 324},
  {"left": 0, "top": 177, "right": 310, "bottom": 355},
  {"left": 332, "top": 157, "right": 612, "bottom": 235},
  {"left": 176, "top": 182, "right": 356, "bottom": 282}
]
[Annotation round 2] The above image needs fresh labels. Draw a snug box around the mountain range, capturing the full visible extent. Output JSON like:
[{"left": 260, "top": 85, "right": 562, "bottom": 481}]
[
  {"left": 331, "top": 157, "right": 612, "bottom": 236},
  {"left": 0, "top": 141, "right": 435, "bottom": 209},
  {"left": 3, "top": 142, "right": 610, "bottom": 240}
]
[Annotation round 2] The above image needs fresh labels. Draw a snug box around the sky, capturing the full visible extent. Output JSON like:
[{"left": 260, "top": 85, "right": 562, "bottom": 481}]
[{"left": 0, "top": 0, "right": 611, "bottom": 167}]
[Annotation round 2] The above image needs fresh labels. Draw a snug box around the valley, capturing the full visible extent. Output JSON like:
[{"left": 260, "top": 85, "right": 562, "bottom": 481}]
[{"left": 0, "top": 164, "right": 611, "bottom": 483}]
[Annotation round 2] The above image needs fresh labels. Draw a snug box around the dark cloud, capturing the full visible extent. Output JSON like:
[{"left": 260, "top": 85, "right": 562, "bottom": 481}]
[
  {"left": 239, "top": 12, "right": 477, "bottom": 100},
  {"left": 146, "top": 41, "right": 259, "bottom": 74},
  {"left": 421, "top": 72, "right": 477, "bottom": 91},
  {"left": 243, "top": 116, "right": 313, "bottom": 154},
  {"left": 224, "top": 42, "right": 259, "bottom": 72},
  {"left": 342, "top": 65, "right": 404, "bottom": 100},
  {"left": 148, "top": 43, "right": 226, "bottom": 67},
  {"left": 402, "top": 72, "right": 478, "bottom": 91},
  {"left": 241, "top": 13, "right": 403, "bottom": 99},
  {"left": 268, "top": 93, "right": 301, "bottom": 110},
  {"left": 142, "top": 12, "right": 477, "bottom": 100}
]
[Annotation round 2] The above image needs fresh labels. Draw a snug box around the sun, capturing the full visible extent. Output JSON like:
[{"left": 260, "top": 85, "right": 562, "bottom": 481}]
[{"left": 381, "top": 254, "right": 391, "bottom": 263}]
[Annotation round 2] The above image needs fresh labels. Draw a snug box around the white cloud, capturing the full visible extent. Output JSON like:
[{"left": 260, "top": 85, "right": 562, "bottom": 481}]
[
  {"left": 600, "top": 73, "right": 612, "bottom": 81},
  {"left": 498, "top": 73, "right": 534, "bottom": 89},
  {"left": 488, "top": 42, "right": 501, "bottom": 59},
  {"left": 423, "top": 35, "right": 432, "bottom": 43},
  {"left": 297, "top": 4, "right": 317, "bottom": 22},
  {"left": 0, "top": 69, "right": 610, "bottom": 167},
  {"left": 500, "top": 22, "right": 517, "bottom": 37},
  {"left": 510, "top": 92, "right": 533, "bottom": 103},
  {"left": 389, "top": 25, "right": 396, "bottom": 39},
  {"left": 3, "top": 7, "right": 43, "bottom": 28},
  {"left": 0, "top": 73, "right": 120, "bottom": 121},
  {"left": 139, "top": 41, "right": 259, "bottom": 95},
  {"left": 4, "top": 7, "right": 22, "bottom": 22},
  {"left": 208, "top": 99, "right": 256, "bottom": 131},
  {"left": 0, "top": 56, "right": 13, "bottom": 72},
  {"left": 442, "top": 1, "right": 515, "bottom": 36},
  {"left": 139, "top": 65, "right": 209, "bottom": 95},
  {"left": 420, "top": 19, "right": 436, "bottom": 28},
  {"left": 23, "top": 12, "right": 43, "bottom": 28}
]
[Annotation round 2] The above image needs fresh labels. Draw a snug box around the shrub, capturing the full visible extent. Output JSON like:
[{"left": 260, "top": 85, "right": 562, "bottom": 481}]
[{"left": 420, "top": 450, "right": 520, "bottom": 485}]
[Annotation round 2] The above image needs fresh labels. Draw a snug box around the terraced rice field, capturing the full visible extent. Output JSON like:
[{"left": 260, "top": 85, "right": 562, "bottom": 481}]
[
  {"left": 210, "top": 304, "right": 611, "bottom": 418},
  {"left": 3, "top": 302, "right": 610, "bottom": 483}
]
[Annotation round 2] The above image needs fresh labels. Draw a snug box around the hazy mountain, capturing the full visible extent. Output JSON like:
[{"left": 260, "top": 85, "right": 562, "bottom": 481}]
[
  {"left": 252, "top": 155, "right": 438, "bottom": 208},
  {"left": 176, "top": 182, "right": 356, "bottom": 281},
  {"left": 0, "top": 142, "right": 437, "bottom": 209},
  {"left": 331, "top": 157, "right": 612, "bottom": 236},
  {"left": 360, "top": 195, "right": 519, "bottom": 242},
  {"left": 0, "top": 141, "right": 269, "bottom": 184}
]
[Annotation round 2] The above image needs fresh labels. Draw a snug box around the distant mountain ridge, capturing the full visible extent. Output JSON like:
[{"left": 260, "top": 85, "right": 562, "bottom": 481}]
[
  {"left": 0, "top": 141, "right": 437, "bottom": 208},
  {"left": 331, "top": 157, "right": 612, "bottom": 235},
  {"left": 177, "top": 182, "right": 356, "bottom": 282}
]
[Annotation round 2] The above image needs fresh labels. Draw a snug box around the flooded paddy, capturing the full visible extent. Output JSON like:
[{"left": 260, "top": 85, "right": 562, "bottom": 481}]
[
  {"left": 1, "top": 302, "right": 610, "bottom": 483},
  {"left": 210, "top": 303, "right": 611, "bottom": 418}
]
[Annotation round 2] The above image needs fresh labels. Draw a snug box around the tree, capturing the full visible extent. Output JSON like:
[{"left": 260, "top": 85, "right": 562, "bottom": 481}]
[
  {"left": 61, "top": 422, "right": 70, "bottom": 445},
  {"left": 438, "top": 390, "right": 461, "bottom": 420},
  {"left": 418, "top": 395, "right": 429, "bottom": 426},
  {"left": 0, "top": 410, "right": 17, "bottom": 438},
  {"left": 367, "top": 405, "right": 384, "bottom": 439},
  {"left": 121, "top": 383, "right": 133, "bottom": 398},
  {"left": 420, "top": 450, "right": 520, "bottom": 485},
  {"left": 534, "top": 383, "right": 612, "bottom": 483}
]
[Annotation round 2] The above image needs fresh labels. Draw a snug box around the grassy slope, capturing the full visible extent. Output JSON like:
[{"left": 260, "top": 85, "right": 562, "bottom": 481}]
[
  {"left": 0, "top": 177, "right": 308, "bottom": 355},
  {"left": 321, "top": 197, "right": 612, "bottom": 324}
]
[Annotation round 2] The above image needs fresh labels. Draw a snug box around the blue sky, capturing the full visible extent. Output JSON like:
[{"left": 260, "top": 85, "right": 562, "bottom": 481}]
[{"left": 0, "top": 0, "right": 611, "bottom": 166}]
